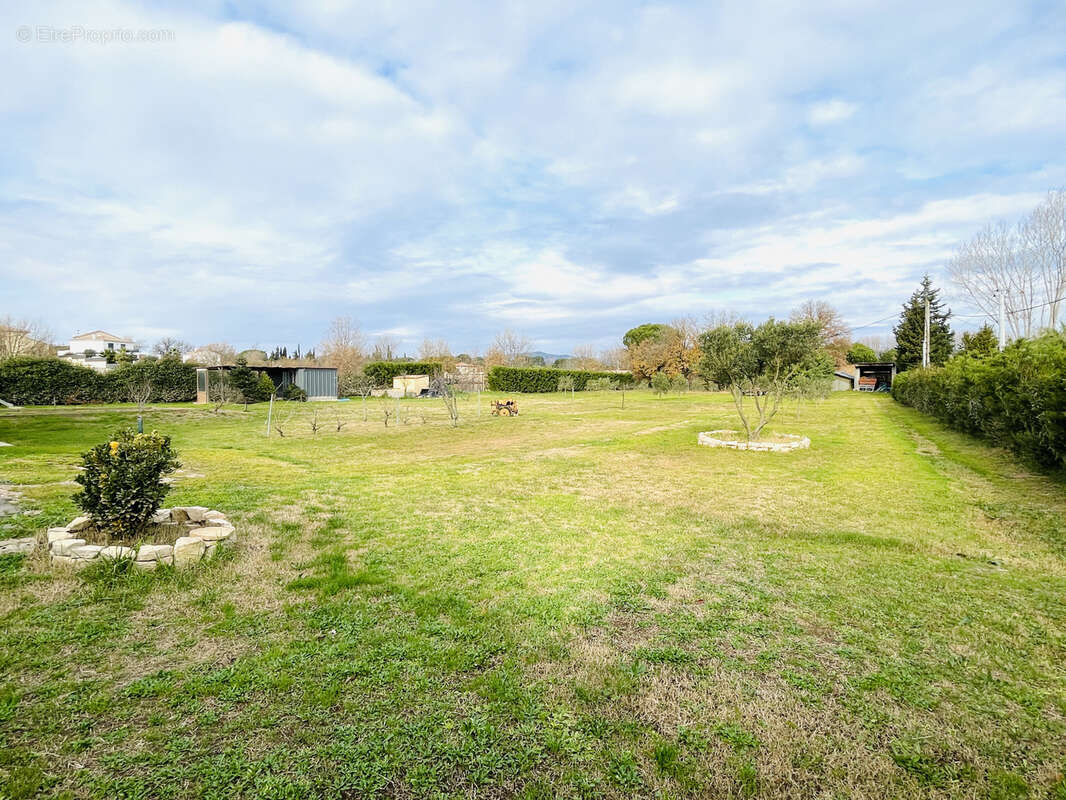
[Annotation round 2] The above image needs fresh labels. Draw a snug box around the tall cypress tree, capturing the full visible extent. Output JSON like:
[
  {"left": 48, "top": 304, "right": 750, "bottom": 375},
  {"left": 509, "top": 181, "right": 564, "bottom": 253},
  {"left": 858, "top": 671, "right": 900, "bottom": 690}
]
[{"left": 894, "top": 274, "right": 954, "bottom": 370}]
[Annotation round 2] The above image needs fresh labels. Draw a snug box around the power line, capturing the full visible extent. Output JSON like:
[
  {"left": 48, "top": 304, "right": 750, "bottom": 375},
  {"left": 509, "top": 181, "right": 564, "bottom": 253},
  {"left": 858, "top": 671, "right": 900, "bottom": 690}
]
[
  {"left": 848, "top": 313, "right": 898, "bottom": 331},
  {"left": 847, "top": 294, "right": 1064, "bottom": 331},
  {"left": 953, "top": 293, "right": 1066, "bottom": 319}
]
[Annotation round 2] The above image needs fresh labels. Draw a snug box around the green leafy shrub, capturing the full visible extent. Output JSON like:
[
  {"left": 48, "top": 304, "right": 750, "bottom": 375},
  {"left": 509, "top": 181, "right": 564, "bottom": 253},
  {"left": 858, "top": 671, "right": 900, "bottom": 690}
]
[
  {"left": 255, "top": 372, "right": 277, "bottom": 400},
  {"left": 487, "top": 366, "right": 633, "bottom": 393},
  {"left": 280, "top": 383, "right": 307, "bottom": 401},
  {"left": 0, "top": 356, "right": 196, "bottom": 405},
  {"left": 892, "top": 331, "right": 1066, "bottom": 469},
  {"left": 108, "top": 356, "right": 197, "bottom": 403},
  {"left": 586, "top": 377, "right": 614, "bottom": 391},
  {"left": 650, "top": 372, "right": 671, "bottom": 395},
  {"left": 846, "top": 342, "right": 877, "bottom": 364},
  {"left": 363, "top": 361, "right": 443, "bottom": 388},
  {"left": 73, "top": 429, "right": 180, "bottom": 538},
  {"left": 0, "top": 357, "right": 103, "bottom": 404}
]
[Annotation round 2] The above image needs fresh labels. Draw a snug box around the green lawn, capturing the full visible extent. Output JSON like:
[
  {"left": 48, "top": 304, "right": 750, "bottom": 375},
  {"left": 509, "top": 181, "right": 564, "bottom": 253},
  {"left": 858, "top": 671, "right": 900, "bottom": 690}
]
[{"left": 1, "top": 391, "right": 1064, "bottom": 799}]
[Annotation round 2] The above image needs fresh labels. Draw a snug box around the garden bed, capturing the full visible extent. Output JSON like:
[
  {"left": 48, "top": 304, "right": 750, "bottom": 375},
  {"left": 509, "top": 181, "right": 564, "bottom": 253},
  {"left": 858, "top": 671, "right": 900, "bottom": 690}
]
[
  {"left": 697, "top": 429, "right": 810, "bottom": 452},
  {"left": 47, "top": 506, "right": 235, "bottom": 570}
]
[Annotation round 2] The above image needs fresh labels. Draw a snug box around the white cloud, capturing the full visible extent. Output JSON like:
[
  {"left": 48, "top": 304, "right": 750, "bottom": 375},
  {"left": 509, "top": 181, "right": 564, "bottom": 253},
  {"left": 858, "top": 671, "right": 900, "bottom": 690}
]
[
  {"left": 807, "top": 99, "right": 857, "bottom": 125},
  {"left": 1, "top": 0, "right": 1063, "bottom": 349}
]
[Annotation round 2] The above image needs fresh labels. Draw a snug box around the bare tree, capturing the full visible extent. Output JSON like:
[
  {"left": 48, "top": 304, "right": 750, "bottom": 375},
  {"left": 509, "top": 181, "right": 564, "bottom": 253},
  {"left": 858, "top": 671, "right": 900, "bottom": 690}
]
[
  {"left": 380, "top": 398, "right": 394, "bottom": 427},
  {"left": 418, "top": 338, "right": 451, "bottom": 360},
  {"left": 483, "top": 345, "right": 507, "bottom": 368},
  {"left": 347, "top": 374, "right": 375, "bottom": 421},
  {"left": 209, "top": 370, "right": 239, "bottom": 414},
  {"left": 127, "top": 373, "right": 153, "bottom": 412},
  {"left": 950, "top": 222, "right": 1039, "bottom": 340},
  {"left": 598, "top": 346, "right": 628, "bottom": 370},
  {"left": 187, "top": 342, "right": 238, "bottom": 366},
  {"left": 370, "top": 335, "right": 400, "bottom": 361},
  {"left": 320, "top": 316, "right": 366, "bottom": 381},
  {"left": 151, "top": 337, "right": 191, "bottom": 357},
  {"left": 274, "top": 407, "right": 296, "bottom": 438},
  {"left": 790, "top": 300, "right": 850, "bottom": 365},
  {"left": 431, "top": 374, "right": 460, "bottom": 427},
  {"left": 0, "top": 316, "right": 53, "bottom": 360},
  {"left": 569, "top": 344, "right": 602, "bottom": 370},
  {"left": 1020, "top": 190, "right": 1066, "bottom": 331},
  {"left": 309, "top": 410, "right": 320, "bottom": 436},
  {"left": 702, "top": 309, "right": 743, "bottom": 330},
  {"left": 491, "top": 329, "right": 532, "bottom": 365}
]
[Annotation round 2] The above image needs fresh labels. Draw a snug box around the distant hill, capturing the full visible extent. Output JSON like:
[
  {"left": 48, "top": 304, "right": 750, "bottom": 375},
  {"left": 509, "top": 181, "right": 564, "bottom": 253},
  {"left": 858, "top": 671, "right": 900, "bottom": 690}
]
[{"left": 526, "top": 351, "right": 572, "bottom": 364}]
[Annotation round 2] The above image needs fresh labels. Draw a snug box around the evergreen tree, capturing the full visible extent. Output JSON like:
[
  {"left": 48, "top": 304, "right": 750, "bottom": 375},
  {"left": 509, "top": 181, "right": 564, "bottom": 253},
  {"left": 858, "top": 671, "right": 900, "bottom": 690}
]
[
  {"left": 228, "top": 356, "right": 259, "bottom": 402},
  {"left": 254, "top": 372, "right": 276, "bottom": 401},
  {"left": 960, "top": 324, "right": 997, "bottom": 358},
  {"left": 894, "top": 275, "right": 954, "bottom": 370}
]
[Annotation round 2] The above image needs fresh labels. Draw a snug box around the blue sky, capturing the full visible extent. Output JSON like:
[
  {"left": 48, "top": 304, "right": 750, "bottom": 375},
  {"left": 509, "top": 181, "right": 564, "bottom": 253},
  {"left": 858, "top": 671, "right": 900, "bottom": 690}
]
[{"left": 2, "top": 1, "right": 1065, "bottom": 355}]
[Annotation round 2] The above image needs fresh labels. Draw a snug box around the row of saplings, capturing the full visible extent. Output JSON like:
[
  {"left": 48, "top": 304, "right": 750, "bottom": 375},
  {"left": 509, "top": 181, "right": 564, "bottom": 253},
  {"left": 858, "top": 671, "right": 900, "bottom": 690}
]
[{"left": 50, "top": 429, "right": 232, "bottom": 573}]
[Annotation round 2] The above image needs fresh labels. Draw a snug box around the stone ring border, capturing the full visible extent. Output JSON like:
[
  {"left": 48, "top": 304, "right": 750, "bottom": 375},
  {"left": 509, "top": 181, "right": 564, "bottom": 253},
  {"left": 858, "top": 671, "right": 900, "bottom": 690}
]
[
  {"left": 697, "top": 430, "right": 810, "bottom": 452},
  {"left": 46, "top": 506, "right": 236, "bottom": 570}
]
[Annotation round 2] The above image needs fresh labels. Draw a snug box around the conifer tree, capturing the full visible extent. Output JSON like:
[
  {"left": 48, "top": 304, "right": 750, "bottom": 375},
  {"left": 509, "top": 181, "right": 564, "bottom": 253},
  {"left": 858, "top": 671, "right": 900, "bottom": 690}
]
[
  {"left": 960, "top": 324, "right": 997, "bottom": 358},
  {"left": 228, "top": 356, "right": 259, "bottom": 403},
  {"left": 894, "top": 274, "right": 954, "bottom": 370}
]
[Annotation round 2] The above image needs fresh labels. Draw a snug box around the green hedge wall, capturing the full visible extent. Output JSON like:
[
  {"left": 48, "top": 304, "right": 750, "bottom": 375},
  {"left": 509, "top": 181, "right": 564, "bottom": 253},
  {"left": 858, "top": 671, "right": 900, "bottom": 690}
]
[
  {"left": 891, "top": 332, "right": 1066, "bottom": 469},
  {"left": 487, "top": 366, "right": 634, "bottom": 393},
  {"left": 363, "top": 361, "right": 443, "bottom": 387},
  {"left": 0, "top": 357, "right": 197, "bottom": 405}
]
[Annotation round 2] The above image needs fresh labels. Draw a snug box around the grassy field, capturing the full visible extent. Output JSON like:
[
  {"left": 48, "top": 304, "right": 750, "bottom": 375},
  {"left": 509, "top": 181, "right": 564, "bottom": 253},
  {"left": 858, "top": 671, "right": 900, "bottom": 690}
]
[{"left": 1, "top": 390, "right": 1064, "bottom": 799}]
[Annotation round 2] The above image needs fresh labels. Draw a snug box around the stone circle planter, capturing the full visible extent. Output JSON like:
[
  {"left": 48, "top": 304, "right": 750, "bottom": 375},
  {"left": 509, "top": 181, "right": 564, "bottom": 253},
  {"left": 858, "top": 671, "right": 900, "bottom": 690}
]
[
  {"left": 697, "top": 430, "right": 810, "bottom": 452},
  {"left": 47, "top": 506, "right": 235, "bottom": 570}
]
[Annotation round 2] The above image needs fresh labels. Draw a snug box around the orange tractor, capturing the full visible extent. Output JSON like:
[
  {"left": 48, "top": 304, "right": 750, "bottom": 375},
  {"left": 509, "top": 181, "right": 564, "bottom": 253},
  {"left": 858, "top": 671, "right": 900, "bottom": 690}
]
[{"left": 490, "top": 399, "right": 519, "bottom": 416}]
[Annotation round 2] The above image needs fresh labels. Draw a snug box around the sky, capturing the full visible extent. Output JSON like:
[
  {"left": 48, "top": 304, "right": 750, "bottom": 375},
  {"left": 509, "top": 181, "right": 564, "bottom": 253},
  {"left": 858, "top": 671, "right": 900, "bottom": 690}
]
[{"left": 2, "top": 1, "right": 1065, "bottom": 356}]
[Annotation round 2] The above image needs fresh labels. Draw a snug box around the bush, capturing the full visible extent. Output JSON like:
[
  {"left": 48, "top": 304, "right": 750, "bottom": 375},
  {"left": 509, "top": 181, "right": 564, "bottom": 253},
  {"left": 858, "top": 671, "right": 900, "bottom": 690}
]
[
  {"left": 846, "top": 343, "right": 877, "bottom": 364},
  {"left": 73, "top": 429, "right": 180, "bottom": 538},
  {"left": 0, "top": 356, "right": 196, "bottom": 405},
  {"left": 650, "top": 372, "right": 671, "bottom": 396},
  {"left": 363, "top": 361, "right": 443, "bottom": 388},
  {"left": 280, "top": 383, "right": 307, "bottom": 402},
  {"left": 110, "top": 357, "right": 197, "bottom": 403},
  {"left": 586, "top": 377, "right": 614, "bottom": 392},
  {"left": 0, "top": 357, "right": 103, "bottom": 404},
  {"left": 487, "top": 366, "right": 633, "bottom": 393},
  {"left": 255, "top": 372, "right": 277, "bottom": 400},
  {"left": 892, "top": 332, "right": 1066, "bottom": 469}
]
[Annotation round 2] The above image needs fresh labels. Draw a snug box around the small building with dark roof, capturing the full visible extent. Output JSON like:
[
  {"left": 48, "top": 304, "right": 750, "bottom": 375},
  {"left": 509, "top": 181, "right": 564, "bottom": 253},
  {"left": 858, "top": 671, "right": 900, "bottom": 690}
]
[
  {"left": 851, "top": 362, "right": 896, "bottom": 391},
  {"left": 195, "top": 365, "right": 338, "bottom": 403}
]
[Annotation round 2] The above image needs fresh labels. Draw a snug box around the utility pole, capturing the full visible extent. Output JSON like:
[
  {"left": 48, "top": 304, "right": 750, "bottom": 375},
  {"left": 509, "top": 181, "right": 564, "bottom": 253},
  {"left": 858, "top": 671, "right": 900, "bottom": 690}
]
[
  {"left": 922, "top": 297, "right": 931, "bottom": 368},
  {"left": 997, "top": 291, "right": 1006, "bottom": 351}
]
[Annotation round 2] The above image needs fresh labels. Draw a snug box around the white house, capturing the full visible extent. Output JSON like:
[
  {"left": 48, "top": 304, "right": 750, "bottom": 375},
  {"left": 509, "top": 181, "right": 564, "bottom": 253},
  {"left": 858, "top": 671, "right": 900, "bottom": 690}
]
[{"left": 57, "top": 330, "right": 143, "bottom": 372}]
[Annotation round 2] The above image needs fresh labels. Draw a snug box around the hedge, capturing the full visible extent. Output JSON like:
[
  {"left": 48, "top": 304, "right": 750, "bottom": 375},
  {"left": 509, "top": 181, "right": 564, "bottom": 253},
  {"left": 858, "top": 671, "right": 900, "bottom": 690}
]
[
  {"left": 363, "top": 361, "right": 443, "bottom": 387},
  {"left": 0, "top": 357, "right": 197, "bottom": 405},
  {"left": 891, "top": 331, "right": 1066, "bottom": 470},
  {"left": 487, "top": 366, "right": 634, "bottom": 393}
]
